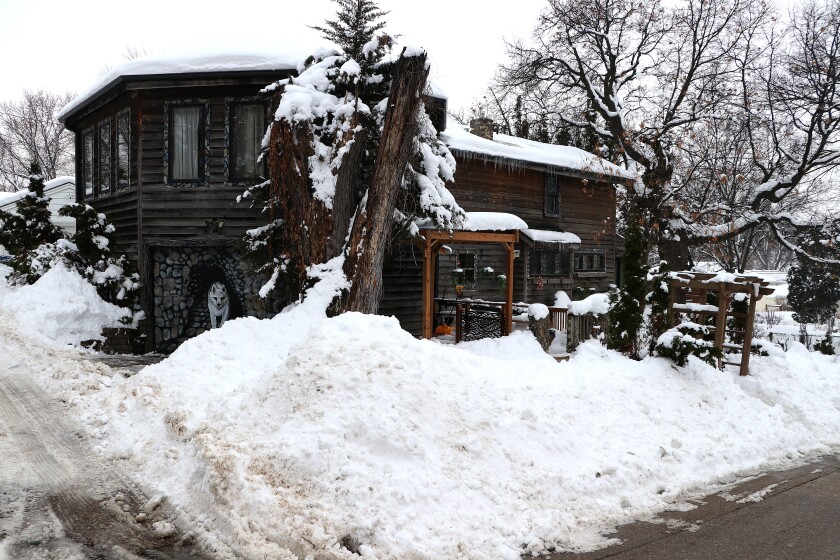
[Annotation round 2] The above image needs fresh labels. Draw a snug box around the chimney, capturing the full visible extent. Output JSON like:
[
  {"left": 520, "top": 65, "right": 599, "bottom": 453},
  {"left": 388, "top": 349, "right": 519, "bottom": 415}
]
[{"left": 469, "top": 117, "right": 495, "bottom": 140}]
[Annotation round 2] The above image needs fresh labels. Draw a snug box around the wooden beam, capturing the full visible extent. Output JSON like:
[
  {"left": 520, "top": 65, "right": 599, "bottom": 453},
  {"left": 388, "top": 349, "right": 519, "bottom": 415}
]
[
  {"left": 419, "top": 230, "right": 519, "bottom": 244},
  {"left": 504, "top": 241, "right": 515, "bottom": 335},
  {"left": 422, "top": 238, "right": 433, "bottom": 339},
  {"left": 741, "top": 293, "right": 758, "bottom": 376},
  {"left": 714, "top": 289, "right": 729, "bottom": 369}
]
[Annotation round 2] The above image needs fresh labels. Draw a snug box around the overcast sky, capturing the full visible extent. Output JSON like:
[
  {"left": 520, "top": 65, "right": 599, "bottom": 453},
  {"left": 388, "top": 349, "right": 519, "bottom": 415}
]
[{"left": 0, "top": 0, "right": 547, "bottom": 113}]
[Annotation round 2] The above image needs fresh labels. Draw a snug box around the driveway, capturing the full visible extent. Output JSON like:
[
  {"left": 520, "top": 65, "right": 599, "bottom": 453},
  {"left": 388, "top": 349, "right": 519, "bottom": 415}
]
[{"left": 0, "top": 335, "right": 207, "bottom": 559}]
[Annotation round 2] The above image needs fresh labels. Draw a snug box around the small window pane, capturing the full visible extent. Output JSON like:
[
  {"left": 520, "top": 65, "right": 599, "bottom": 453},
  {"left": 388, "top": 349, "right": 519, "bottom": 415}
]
[
  {"left": 99, "top": 120, "right": 111, "bottom": 195},
  {"left": 83, "top": 131, "right": 94, "bottom": 199},
  {"left": 116, "top": 111, "right": 130, "bottom": 189},
  {"left": 545, "top": 175, "right": 560, "bottom": 216},
  {"left": 171, "top": 106, "right": 202, "bottom": 181},
  {"left": 231, "top": 104, "right": 264, "bottom": 180}
]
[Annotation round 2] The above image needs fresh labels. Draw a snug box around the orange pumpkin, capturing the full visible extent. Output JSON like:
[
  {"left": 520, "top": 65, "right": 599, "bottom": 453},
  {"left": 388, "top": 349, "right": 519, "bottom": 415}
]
[{"left": 434, "top": 324, "right": 453, "bottom": 335}]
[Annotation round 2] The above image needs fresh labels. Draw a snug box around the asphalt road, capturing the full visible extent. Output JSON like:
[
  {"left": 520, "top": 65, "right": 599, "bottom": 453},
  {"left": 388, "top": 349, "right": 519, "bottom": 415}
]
[
  {"left": 0, "top": 333, "right": 204, "bottom": 560},
  {"left": 550, "top": 456, "right": 840, "bottom": 560}
]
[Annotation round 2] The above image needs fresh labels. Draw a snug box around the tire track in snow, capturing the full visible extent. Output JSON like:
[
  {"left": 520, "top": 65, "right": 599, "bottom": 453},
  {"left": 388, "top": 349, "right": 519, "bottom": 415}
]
[{"left": 0, "top": 316, "right": 211, "bottom": 559}]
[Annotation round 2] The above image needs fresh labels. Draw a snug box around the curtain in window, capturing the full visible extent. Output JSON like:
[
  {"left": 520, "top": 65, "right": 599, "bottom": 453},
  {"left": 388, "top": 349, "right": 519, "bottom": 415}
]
[
  {"left": 172, "top": 107, "right": 200, "bottom": 180},
  {"left": 233, "top": 104, "right": 263, "bottom": 179}
]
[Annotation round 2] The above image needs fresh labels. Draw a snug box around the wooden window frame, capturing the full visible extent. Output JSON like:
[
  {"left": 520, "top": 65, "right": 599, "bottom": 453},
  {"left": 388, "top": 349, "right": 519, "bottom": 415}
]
[
  {"left": 529, "top": 248, "right": 572, "bottom": 277},
  {"left": 574, "top": 249, "right": 607, "bottom": 273},
  {"left": 98, "top": 119, "right": 112, "bottom": 197},
  {"left": 227, "top": 100, "right": 268, "bottom": 184},
  {"left": 455, "top": 251, "right": 477, "bottom": 288},
  {"left": 82, "top": 128, "right": 95, "bottom": 200},
  {"left": 544, "top": 174, "right": 560, "bottom": 218},
  {"left": 115, "top": 109, "right": 131, "bottom": 191},
  {"left": 166, "top": 102, "right": 208, "bottom": 186}
]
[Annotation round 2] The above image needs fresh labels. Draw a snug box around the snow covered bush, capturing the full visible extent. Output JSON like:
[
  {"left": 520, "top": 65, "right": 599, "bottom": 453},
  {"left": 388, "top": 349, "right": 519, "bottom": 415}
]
[
  {"left": 655, "top": 322, "right": 722, "bottom": 367},
  {"left": 0, "top": 163, "right": 64, "bottom": 283}
]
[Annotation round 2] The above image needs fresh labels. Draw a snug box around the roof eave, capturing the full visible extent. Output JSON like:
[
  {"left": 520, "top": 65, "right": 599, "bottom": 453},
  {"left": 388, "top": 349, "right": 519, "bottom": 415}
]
[
  {"left": 60, "top": 68, "right": 295, "bottom": 126},
  {"left": 449, "top": 147, "right": 635, "bottom": 186}
]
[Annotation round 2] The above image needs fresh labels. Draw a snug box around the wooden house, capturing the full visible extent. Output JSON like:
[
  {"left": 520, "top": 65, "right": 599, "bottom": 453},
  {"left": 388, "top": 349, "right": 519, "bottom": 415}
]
[
  {"left": 58, "top": 52, "right": 299, "bottom": 352},
  {"left": 59, "top": 52, "right": 632, "bottom": 351},
  {"left": 379, "top": 118, "right": 634, "bottom": 336}
]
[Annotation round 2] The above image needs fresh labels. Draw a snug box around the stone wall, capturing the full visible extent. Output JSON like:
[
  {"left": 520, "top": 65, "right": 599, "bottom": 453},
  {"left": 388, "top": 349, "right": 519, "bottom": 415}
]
[{"left": 151, "top": 246, "right": 284, "bottom": 352}]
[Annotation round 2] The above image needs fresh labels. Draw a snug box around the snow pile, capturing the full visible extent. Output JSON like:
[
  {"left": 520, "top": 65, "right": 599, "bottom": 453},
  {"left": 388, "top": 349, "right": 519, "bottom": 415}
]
[
  {"left": 522, "top": 228, "right": 582, "bottom": 245},
  {"left": 8, "top": 264, "right": 840, "bottom": 558},
  {"left": 415, "top": 211, "right": 528, "bottom": 231},
  {"left": 528, "top": 303, "right": 550, "bottom": 320},
  {"left": 568, "top": 292, "right": 610, "bottom": 316},
  {"left": 1, "top": 264, "right": 129, "bottom": 345},
  {"left": 555, "top": 290, "right": 572, "bottom": 308}
]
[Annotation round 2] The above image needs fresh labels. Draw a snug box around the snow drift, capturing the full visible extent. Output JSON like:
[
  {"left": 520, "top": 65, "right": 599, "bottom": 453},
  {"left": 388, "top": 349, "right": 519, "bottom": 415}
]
[
  {"left": 1, "top": 264, "right": 129, "bottom": 346},
  {"left": 13, "top": 287, "right": 838, "bottom": 559}
]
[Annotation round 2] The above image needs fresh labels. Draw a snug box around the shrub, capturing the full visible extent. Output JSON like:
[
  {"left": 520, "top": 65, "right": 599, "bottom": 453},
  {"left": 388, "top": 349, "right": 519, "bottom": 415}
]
[{"left": 655, "top": 322, "right": 722, "bottom": 367}]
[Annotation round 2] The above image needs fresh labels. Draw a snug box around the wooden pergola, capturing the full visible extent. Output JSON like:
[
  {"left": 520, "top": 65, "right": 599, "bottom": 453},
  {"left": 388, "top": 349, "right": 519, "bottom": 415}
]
[
  {"left": 667, "top": 272, "right": 775, "bottom": 375},
  {"left": 418, "top": 229, "right": 519, "bottom": 339}
]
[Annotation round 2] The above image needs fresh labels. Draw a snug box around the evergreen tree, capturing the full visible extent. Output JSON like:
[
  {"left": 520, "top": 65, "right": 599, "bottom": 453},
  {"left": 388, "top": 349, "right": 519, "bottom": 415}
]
[
  {"left": 310, "top": 0, "right": 388, "bottom": 63},
  {"left": 512, "top": 95, "right": 530, "bottom": 139},
  {"left": 787, "top": 259, "right": 840, "bottom": 347},
  {"left": 0, "top": 161, "right": 63, "bottom": 281},
  {"left": 608, "top": 206, "right": 647, "bottom": 358},
  {"left": 646, "top": 260, "right": 671, "bottom": 354}
]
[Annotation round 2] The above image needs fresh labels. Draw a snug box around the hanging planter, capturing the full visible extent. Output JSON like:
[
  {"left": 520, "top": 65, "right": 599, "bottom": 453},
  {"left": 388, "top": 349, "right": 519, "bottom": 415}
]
[{"left": 496, "top": 274, "right": 507, "bottom": 291}]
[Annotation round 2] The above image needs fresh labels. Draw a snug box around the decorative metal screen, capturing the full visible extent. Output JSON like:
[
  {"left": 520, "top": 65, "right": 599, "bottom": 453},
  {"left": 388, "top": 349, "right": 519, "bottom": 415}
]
[{"left": 460, "top": 305, "right": 504, "bottom": 341}]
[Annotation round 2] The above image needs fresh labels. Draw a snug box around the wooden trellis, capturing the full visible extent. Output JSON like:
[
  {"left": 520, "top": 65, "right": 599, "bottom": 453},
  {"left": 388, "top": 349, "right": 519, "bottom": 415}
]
[{"left": 667, "top": 272, "right": 775, "bottom": 376}]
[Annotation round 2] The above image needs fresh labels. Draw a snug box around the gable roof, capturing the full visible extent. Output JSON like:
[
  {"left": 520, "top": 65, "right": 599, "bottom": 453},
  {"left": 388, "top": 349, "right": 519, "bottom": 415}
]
[
  {"left": 0, "top": 176, "right": 75, "bottom": 209},
  {"left": 58, "top": 50, "right": 305, "bottom": 123},
  {"left": 441, "top": 124, "right": 634, "bottom": 183}
]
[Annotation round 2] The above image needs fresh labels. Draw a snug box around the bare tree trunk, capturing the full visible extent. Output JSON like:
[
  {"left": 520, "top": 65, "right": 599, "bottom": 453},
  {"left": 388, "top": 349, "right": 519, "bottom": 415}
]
[
  {"left": 327, "top": 128, "right": 367, "bottom": 259},
  {"left": 268, "top": 119, "right": 332, "bottom": 293},
  {"left": 333, "top": 52, "right": 429, "bottom": 314}
]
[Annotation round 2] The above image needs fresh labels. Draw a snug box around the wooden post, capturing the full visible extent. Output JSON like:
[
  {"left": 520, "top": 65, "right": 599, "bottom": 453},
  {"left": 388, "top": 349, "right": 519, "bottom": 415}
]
[
  {"left": 505, "top": 241, "right": 515, "bottom": 335},
  {"left": 740, "top": 291, "right": 758, "bottom": 376},
  {"left": 714, "top": 288, "right": 728, "bottom": 369},
  {"left": 422, "top": 237, "right": 433, "bottom": 339}
]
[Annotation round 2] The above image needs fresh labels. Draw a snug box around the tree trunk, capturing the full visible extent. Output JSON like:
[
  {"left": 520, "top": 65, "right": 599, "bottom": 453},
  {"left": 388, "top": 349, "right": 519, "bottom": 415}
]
[
  {"left": 268, "top": 119, "right": 332, "bottom": 293},
  {"left": 327, "top": 128, "right": 367, "bottom": 259},
  {"left": 333, "top": 52, "right": 430, "bottom": 314}
]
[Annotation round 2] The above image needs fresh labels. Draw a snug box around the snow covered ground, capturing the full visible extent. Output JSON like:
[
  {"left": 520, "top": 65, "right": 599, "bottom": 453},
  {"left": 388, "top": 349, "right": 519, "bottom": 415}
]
[{"left": 2, "top": 266, "right": 840, "bottom": 559}]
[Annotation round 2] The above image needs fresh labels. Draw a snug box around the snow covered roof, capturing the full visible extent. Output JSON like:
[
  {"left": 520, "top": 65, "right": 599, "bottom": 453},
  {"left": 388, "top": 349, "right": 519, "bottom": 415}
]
[
  {"left": 0, "top": 176, "right": 75, "bottom": 208},
  {"left": 521, "top": 228, "right": 582, "bottom": 245},
  {"left": 416, "top": 212, "right": 528, "bottom": 232},
  {"left": 441, "top": 124, "right": 634, "bottom": 182},
  {"left": 59, "top": 50, "right": 304, "bottom": 122}
]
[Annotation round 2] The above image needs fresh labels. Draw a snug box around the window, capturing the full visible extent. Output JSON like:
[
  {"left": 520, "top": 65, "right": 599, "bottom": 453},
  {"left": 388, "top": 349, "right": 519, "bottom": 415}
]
[
  {"left": 544, "top": 174, "right": 560, "bottom": 217},
  {"left": 116, "top": 110, "right": 130, "bottom": 189},
  {"left": 529, "top": 249, "right": 571, "bottom": 277},
  {"left": 230, "top": 103, "right": 265, "bottom": 181},
  {"left": 454, "top": 252, "right": 477, "bottom": 287},
  {"left": 574, "top": 250, "right": 606, "bottom": 272},
  {"left": 82, "top": 129, "right": 94, "bottom": 199},
  {"left": 98, "top": 120, "right": 111, "bottom": 196},
  {"left": 169, "top": 104, "right": 205, "bottom": 183}
]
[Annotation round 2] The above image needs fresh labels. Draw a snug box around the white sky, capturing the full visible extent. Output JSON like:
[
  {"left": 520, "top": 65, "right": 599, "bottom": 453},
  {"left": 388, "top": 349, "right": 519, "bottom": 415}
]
[{"left": 0, "top": 0, "right": 547, "bottom": 113}]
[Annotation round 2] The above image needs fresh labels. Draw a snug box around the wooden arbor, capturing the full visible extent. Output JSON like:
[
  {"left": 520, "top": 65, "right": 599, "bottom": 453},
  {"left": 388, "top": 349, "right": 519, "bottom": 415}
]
[
  {"left": 667, "top": 272, "right": 775, "bottom": 375},
  {"left": 419, "top": 229, "right": 519, "bottom": 339}
]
